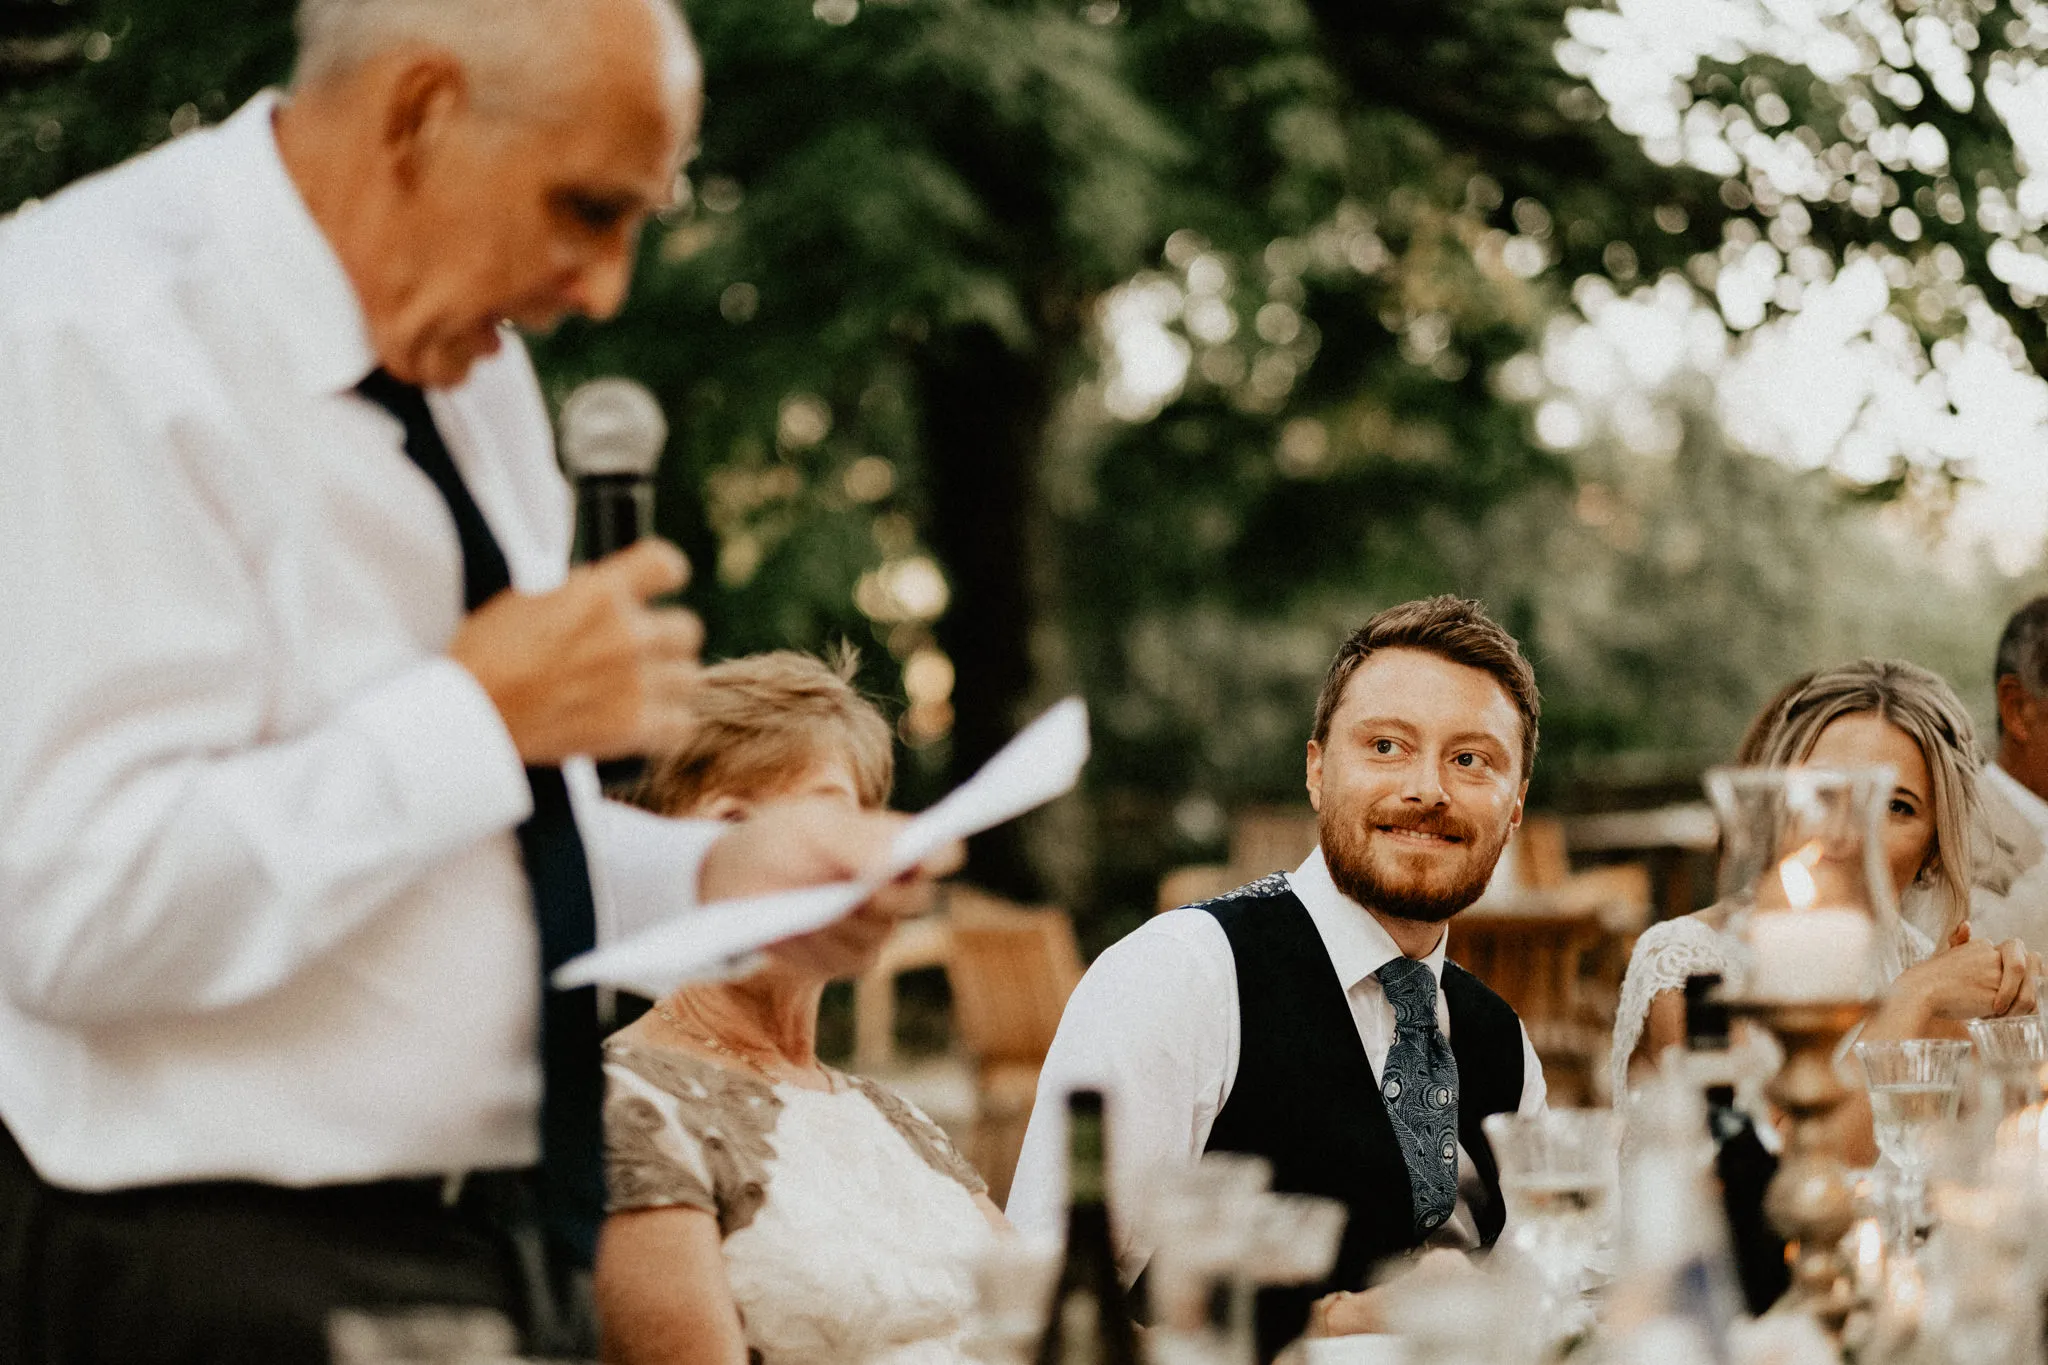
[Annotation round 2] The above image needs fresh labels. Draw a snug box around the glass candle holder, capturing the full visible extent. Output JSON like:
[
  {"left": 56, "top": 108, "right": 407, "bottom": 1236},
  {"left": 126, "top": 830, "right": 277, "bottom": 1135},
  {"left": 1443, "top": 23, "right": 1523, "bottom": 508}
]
[{"left": 1704, "top": 765, "right": 1901, "bottom": 1005}]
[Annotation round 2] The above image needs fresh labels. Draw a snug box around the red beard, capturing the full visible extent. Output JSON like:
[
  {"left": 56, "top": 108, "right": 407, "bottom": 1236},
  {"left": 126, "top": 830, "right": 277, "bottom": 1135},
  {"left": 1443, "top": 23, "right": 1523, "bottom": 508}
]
[{"left": 1319, "top": 802, "right": 1512, "bottom": 923}]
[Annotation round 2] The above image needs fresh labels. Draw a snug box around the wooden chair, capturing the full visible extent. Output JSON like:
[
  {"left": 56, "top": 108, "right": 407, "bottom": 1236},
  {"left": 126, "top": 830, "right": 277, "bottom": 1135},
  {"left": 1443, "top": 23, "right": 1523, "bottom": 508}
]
[
  {"left": 850, "top": 914, "right": 955, "bottom": 1074},
  {"left": 1229, "top": 806, "right": 1318, "bottom": 874},
  {"left": 1447, "top": 909, "right": 1610, "bottom": 1105},
  {"left": 1152, "top": 805, "right": 1320, "bottom": 914},
  {"left": 942, "top": 886, "right": 1085, "bottom": 1204},
  {"left": 1155, "top": 863, "right": 1243, "bottom": 914}
]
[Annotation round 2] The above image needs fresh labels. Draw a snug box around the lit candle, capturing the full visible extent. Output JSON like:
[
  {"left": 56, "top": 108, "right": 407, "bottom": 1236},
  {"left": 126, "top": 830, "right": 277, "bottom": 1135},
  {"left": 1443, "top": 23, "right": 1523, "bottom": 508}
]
[
  {"left": 1746, "top": 910, "right": 1872, "bottom": 1000},
  {"left": 1744, "top": 846, "right": 1872, "bottom": 1002}
]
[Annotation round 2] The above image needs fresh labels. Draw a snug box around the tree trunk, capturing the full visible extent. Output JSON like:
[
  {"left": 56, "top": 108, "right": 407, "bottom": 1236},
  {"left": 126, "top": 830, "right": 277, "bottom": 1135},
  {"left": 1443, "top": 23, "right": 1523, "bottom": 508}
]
[{"left": 919, "top": 323, "right": 1053, "bottom": 900}]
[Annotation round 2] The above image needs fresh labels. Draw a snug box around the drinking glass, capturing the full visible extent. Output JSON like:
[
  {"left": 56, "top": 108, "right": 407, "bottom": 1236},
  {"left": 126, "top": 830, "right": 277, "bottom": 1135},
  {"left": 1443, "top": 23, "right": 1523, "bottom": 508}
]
[
  {"left": 1239, "top": 1190, "right": 1347, "bottom": 1288},
  {"left": 1139, "top": 1154, "right": 1271, "bottom": 1365},
  {"left": 1967, "top": 1015, "right": 2048, "bottom": 1072},
  {"left": 1481, "top": 1109, "right": 1619, "bottom": 1341},
  {"left": 962, "top": 1230, "right": 1062, "bottom": 1365},
  {"left": 1967, "top": 1015, "right": 2048, "bottom": 1130},
  {"left": 327, "top": 1307, "right": 527, "bottom": 1364},
  {"left": 1856, "top": 1039, "right": 1970, "bottom": 1246}
]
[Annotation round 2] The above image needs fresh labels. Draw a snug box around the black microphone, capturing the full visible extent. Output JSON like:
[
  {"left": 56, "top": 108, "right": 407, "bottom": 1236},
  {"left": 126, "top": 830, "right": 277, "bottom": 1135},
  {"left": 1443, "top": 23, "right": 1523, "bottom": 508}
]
[
  {"left": 558, "top": 377, "right": 668, "bottom": 562},
  {"left": 558, "top": 377, "right": 673, "bottom": 805}
]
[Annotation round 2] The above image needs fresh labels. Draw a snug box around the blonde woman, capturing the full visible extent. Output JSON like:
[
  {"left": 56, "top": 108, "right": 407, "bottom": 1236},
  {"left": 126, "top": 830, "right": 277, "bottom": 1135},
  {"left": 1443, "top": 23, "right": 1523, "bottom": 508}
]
[
  {"left": 1611, "top": 659, "right": 2041, "bottom": 1100},
  {"left": 595, "top": 652, "right": 1006, "bottom": 1365}
]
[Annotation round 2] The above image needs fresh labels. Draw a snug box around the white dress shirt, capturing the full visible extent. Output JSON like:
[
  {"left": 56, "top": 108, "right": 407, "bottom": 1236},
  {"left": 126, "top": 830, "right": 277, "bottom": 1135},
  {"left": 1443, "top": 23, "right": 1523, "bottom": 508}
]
[
  {"left": 1006, "top": 849, "right": 1547, "bottom": 1285},
  {"left": 0, "top": 92, "right": 724, "bottom": 1191},
  {"left": 1970, "top": 763, "right": 2048, "bottom": 950}
]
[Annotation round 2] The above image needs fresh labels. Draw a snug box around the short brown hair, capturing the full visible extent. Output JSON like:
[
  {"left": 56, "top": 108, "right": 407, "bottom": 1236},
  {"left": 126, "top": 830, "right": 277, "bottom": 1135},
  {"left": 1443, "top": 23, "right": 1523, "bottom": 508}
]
[
  {"left": 627, "top": 649, "right": 893, "bottom": 816},
  {"left": 1312, "top": 596, "right": 1540, "bottom": 775}
]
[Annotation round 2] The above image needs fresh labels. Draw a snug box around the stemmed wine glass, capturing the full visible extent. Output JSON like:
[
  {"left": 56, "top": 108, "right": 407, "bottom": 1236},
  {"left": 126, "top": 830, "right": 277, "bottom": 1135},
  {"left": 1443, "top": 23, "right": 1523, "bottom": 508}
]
[
  {"left": 1481, "top": 1109, "right": 1619, "bottom": 1345},
  {"left": 1967, "top": 1014, "right": 2048, "bottom": 1130},
  {"left": 1855, "top": 1038, "right": 1970, "bottom": 1248}
]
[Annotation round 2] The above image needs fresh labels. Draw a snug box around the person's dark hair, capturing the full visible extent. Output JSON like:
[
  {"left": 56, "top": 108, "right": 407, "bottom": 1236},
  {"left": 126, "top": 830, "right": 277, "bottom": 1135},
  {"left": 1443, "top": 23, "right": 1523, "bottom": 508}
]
[
  {"left": 1995, "top": 596, "right": 2048, "bottom": 735},
  {"left": 1311, "top": 595, "right": 1540, "bottom": 775}
]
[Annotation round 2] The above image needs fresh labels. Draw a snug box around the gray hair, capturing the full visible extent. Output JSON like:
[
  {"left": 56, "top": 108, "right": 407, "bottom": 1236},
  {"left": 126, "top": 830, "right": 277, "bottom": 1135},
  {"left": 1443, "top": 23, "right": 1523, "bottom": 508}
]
[
  {"left": 294, "top": 0, "right": 698, "bottom": 109},
  {"left": 1995, "top": 596, "right": 2048, "bottom": 723},
  {"left": 1746, "top": 658, "right": 1980, "bottom": 944}
]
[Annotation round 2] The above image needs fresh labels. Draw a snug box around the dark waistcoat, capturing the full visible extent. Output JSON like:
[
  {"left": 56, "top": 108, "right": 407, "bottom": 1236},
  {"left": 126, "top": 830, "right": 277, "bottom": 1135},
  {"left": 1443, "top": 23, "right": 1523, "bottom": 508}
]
[{"left": 1197, "top": 877, "right": 1526, "bottom": 1359}]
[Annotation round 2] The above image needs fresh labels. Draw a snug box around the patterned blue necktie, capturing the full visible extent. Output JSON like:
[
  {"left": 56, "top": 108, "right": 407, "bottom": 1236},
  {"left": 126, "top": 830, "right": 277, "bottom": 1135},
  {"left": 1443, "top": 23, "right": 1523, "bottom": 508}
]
[{"left": 1376, "top": 956, "right": 1460, "bottom": 1237}]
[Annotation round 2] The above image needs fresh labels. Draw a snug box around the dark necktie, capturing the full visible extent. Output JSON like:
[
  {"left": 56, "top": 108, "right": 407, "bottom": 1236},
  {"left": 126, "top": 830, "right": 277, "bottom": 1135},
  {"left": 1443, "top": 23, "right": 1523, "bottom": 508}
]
[
  {"left": 1376, "top": 956, "right": 1461, "bottom": 1237},
  {"left": 356, "top": 368, "right": 605, "bottom": 1267}
]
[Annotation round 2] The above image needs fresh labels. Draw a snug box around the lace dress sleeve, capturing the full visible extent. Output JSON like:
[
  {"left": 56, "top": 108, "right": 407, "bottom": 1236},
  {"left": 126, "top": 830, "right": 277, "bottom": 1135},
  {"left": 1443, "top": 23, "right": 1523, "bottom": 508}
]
[{"left": 1609, "top": 916, "right": 1734, "bottom": 1102}]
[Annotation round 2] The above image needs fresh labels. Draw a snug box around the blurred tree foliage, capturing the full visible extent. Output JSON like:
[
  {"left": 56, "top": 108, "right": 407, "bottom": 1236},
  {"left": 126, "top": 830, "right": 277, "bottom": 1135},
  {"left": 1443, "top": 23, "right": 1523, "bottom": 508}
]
[{"left": 3, "top": 0, "right": 2037, "bottom": 943}]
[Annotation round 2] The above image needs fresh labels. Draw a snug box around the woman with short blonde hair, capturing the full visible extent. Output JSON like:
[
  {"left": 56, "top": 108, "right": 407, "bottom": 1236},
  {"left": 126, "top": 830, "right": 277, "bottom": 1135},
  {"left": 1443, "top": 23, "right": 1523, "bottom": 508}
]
[{"left": 596, "top": 649, "right": 1008, "bottom": 1365}]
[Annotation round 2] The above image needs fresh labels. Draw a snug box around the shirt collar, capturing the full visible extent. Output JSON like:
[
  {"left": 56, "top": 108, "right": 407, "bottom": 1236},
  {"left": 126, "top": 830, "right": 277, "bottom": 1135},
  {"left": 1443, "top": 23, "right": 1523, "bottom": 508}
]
[
  {"left": 1285, "top": 846, "right": 1447, "bottom": 991},
  {"left": 1988, "top": 761, "right": 2048, "bottom": 836},
  {"left": 203, "top": 90, "right": 379, "bottom": 395}
]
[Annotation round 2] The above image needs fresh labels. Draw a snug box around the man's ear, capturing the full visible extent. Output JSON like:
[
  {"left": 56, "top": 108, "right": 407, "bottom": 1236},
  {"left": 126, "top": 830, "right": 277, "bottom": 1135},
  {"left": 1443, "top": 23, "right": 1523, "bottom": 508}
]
[
  {"left": 1999, "top": 675, "right": 2035, "bottom": 745},
  {"left": 1508, "top": 781, "right": 1529, "bottom": 832},
  {"left": 381, "top": 55, "right": 469, "bottom": 189},
  {"left": 1305, "top": 740, "right": 1324, "bottom": 814}
]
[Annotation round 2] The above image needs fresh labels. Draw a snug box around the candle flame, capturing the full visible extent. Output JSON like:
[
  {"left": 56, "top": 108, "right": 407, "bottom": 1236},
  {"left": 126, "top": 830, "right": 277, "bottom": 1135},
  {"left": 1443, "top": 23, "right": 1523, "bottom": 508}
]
[{"left": 1778, "top": 842, "right": 1822, "bottom": 911}]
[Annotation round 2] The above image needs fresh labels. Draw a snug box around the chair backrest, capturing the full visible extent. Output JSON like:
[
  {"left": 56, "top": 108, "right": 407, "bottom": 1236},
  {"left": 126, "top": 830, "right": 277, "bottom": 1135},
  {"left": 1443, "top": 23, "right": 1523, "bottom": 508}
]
[
  {"left": 944, "top": 886, "right": 1084, "bottom": 1069},
  {"left": 1445, "top": 911, "right": 1603, "bottom": 1027},
  {"left": 1156, "top": 863, "right": 1243, "bottom": 914},
  {"left": 1229, "top": 806, "right": 1319, "bottom": 874},
  {"left": 1512, "top": 816, "right": 1572, "bottom": 890}
]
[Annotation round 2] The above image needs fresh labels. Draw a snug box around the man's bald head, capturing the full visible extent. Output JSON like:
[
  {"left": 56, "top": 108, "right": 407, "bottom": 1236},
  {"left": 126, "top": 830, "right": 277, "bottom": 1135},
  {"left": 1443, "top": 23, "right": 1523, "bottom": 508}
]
[
  {"left": 295, "top": 0, "right": 700, "bottom": 116},
  {"left": 277, "top": 0, "right": 702, "bottom": 387}
]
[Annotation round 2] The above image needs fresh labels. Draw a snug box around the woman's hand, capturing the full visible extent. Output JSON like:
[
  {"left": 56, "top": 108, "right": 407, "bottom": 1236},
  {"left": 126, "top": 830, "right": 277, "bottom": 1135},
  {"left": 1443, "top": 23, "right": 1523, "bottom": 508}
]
[
  {"left": 1307, "top": 1288, "right": 1389, "bottom": 1338},
  {"left": 1307, "top": 1250, "right": 1476, "bottom": 1338},
  {"left": 1876, "top": 932, "right": 2040, "bottom": 1034}
]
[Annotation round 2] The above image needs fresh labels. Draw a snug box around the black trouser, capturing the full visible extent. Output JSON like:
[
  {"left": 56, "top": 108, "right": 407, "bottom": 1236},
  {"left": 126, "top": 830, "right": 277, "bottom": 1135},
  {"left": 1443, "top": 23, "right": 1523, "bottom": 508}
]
[{"left": 0, "top": 1120, "right": 592, "bottom": 1364}]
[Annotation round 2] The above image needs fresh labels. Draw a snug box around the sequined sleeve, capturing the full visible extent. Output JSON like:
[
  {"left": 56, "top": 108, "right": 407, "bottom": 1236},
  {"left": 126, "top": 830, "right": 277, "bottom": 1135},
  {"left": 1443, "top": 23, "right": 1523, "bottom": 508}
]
[
  {"left": 602, "top": 1040, "right": 784, "bottom": 1237},
  {"left": 844, "top": 1072, "right": 989, "bottom": 1197}
]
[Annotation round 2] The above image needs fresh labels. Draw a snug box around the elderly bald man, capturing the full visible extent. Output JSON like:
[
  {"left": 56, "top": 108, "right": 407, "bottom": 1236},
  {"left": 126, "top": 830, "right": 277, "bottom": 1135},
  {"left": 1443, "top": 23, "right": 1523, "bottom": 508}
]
[{"left": 0, "top": 1, "right": 940, "bottom": 1358}]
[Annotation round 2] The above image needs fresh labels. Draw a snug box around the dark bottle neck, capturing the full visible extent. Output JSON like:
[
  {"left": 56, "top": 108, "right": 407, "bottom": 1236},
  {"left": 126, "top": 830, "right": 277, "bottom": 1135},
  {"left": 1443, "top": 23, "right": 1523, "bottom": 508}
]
[{"left": 1067, "top": 1105, "right": 1108, "bottom": 1209}]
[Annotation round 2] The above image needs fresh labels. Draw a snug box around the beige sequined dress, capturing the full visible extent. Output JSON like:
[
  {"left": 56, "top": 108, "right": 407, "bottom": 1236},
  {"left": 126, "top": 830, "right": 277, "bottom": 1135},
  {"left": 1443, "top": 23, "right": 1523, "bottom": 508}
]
[{"left": 603, "top": 1039, "right": 995, "bottom": 1365}]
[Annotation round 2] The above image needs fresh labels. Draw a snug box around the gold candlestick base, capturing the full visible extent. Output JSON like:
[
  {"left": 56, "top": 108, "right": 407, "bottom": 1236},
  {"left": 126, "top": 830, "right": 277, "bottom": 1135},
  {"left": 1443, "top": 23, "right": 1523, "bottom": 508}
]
[{"left": 1726, "top": 998, "right": 1870, "bottom": 1333}]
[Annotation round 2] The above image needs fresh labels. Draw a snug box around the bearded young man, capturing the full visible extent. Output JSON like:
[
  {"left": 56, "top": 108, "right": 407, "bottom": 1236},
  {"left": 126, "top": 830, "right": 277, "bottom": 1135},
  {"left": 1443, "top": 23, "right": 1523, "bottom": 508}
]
[{"left": 1007, "top": 597, "right": 1546, "bottom": 1359}]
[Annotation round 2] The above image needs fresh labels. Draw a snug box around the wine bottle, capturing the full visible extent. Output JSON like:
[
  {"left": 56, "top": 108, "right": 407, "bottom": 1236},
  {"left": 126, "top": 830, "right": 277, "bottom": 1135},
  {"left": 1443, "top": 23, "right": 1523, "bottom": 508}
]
[
  {"left": 1683, "top": 973, "right": 1788, "bottom": 1315},
  {"left": 1036, "top": 1089, "right": 1140, "bottom": 1365}
]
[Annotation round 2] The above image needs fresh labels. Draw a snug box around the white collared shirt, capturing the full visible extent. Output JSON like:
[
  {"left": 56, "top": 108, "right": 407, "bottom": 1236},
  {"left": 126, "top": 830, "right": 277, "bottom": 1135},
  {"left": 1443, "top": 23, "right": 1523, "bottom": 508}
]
[
  {"left": 1006, "top": 848, "right": 1546, "bottom": 1285},
  {"left": 0, "top": 92, "right": 723, "bottom": 1190},
  {"left": 1970, "top": 763, "right": 2048, "bottom": 949}
]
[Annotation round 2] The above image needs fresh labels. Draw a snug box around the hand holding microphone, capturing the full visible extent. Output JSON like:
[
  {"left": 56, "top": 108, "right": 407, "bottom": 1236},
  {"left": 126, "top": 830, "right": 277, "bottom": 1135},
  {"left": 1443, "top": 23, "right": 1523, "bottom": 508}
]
[
  {"left": 451, "top": 377, "right": 703, "bottom": 764},
  {"left": 451, "top": 539, "right": 704, "bottom": 764}
]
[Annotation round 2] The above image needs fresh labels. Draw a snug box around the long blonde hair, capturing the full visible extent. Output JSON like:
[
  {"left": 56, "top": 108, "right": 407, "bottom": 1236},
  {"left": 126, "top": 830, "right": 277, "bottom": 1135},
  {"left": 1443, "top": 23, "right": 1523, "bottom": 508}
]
[{"left": 1743, "top": 659, "right": 1980, "bottom": 944}]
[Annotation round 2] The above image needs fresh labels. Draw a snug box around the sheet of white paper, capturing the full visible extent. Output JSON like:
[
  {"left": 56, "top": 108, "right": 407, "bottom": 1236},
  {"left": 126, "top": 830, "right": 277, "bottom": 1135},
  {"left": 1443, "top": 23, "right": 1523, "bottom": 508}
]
[
  {"left": 553, "top": 697, "right": 1091, "bottom": 994},
  {"left": 883, "top": 697, "right": 1089, "bottom": 872},
  {"left": 556, "top": 881, "right": 869, "bottom": 997}
]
